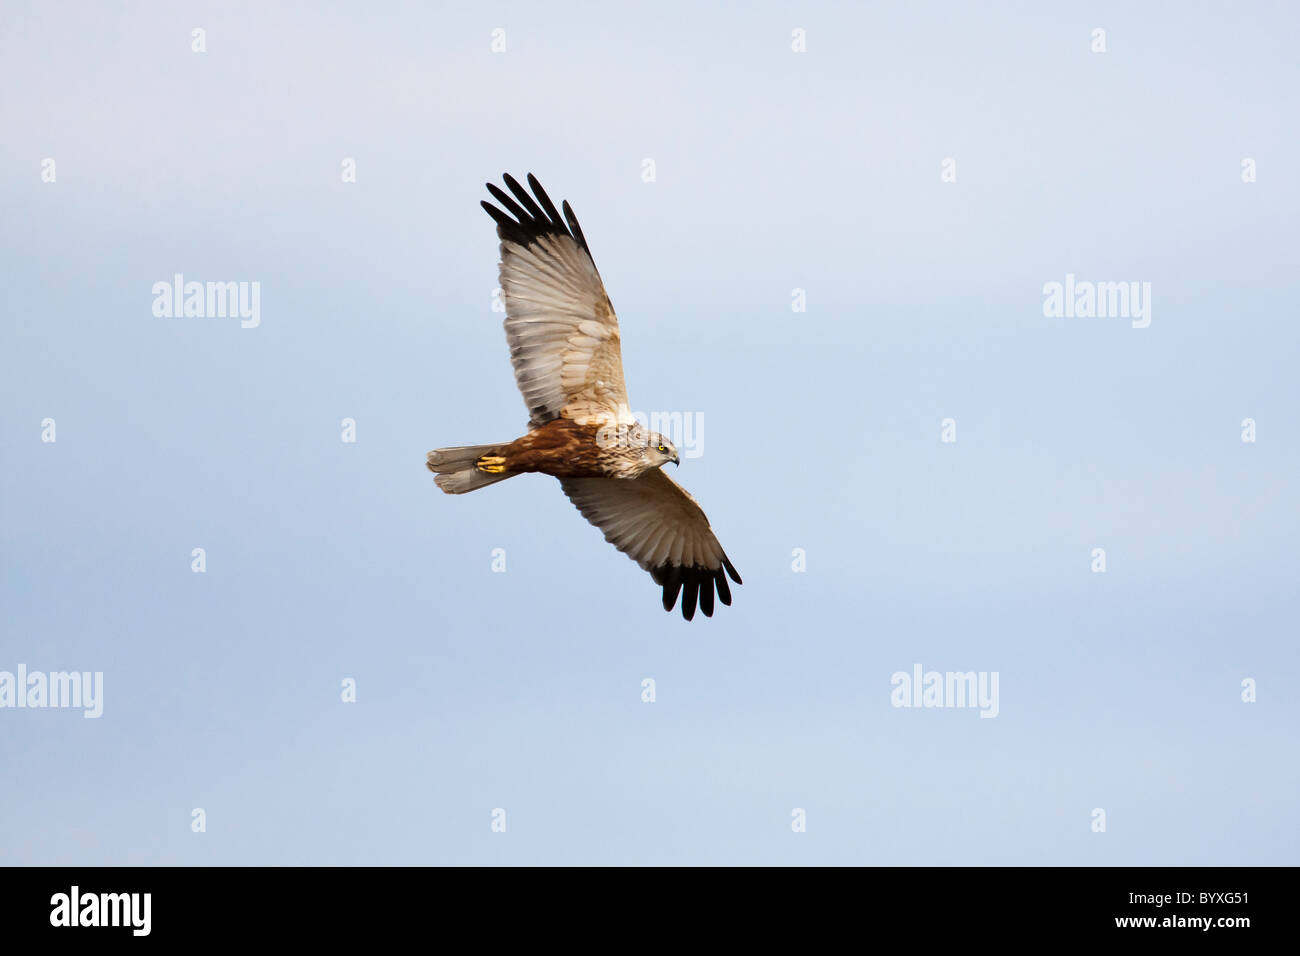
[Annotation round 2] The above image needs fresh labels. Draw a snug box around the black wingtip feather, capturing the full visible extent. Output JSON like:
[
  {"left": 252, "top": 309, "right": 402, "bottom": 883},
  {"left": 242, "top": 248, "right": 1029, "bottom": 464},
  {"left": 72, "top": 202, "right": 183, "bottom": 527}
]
[
  {"left": 653, "top": 562, "right": 739, "bottom": 620},
  {"left": 681, "top": 580, "right": 699, "bottom": 621},
  {"left": 562, "top": 200, "right": 588, "bottom": 250},
  {"left": 485, "top": 182, "right": 530, "bottom": 223},
  {"left": 527, "top": 173, "right": 565, "bottom": 225},
  {"left": 715, "top": 570, "right": 732, "bottom": 606},
  {"left": 660, "top": 567, "right": 682, "bottom": 612},
  {"left": 481, "top": 173, "right": 590, "bottom": 254},
  {"left": 698, "top": 579, "right": 715, "bottom": 617},
  {"left": 503, "top": 173, "right": 545, "bottom": 221},
  {"left": 480, "top": 200, "right": 512, "bottom": 230}
]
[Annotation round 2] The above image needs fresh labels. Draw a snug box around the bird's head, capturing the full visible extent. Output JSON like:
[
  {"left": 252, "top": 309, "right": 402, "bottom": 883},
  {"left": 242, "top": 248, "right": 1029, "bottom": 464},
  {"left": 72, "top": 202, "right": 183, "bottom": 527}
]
[{"left": 645, "top": 432, "right": 679, "bottom": 468}]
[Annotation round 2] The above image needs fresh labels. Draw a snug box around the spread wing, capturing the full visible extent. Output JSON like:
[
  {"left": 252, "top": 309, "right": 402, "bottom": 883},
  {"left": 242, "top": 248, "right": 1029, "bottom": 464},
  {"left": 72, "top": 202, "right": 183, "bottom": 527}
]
[
  {"left": 560, "top": 469, "right": 742, "bottom": 621},
  {"left": 482, "top": 174, "right": 632, "bottom": 428}
]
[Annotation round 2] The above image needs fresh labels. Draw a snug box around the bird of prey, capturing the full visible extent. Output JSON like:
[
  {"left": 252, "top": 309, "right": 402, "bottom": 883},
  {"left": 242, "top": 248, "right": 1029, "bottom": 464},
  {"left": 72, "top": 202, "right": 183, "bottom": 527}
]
[{"left": 427, "top": 173, "right": 741, "bottom": 620}]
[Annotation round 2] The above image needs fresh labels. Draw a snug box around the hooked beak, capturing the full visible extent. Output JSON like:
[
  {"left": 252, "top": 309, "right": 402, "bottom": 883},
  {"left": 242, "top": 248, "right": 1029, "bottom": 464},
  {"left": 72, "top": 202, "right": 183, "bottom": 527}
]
[{"left": 671, "top": 454, "right": 680, "bottom": 466}]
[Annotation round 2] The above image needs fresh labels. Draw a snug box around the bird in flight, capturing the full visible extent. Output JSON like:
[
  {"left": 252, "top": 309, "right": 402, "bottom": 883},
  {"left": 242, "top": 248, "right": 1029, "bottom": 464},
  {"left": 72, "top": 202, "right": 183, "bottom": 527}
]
[{"left": 427, "top": 173, "right": 741, "bottom": 620}]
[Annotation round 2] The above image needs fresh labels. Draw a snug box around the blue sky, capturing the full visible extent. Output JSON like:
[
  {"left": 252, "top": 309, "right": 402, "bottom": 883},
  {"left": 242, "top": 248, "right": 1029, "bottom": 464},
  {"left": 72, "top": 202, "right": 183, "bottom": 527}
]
[{"left": 1, "top": 1, "right": 1297, "bottom": 865}]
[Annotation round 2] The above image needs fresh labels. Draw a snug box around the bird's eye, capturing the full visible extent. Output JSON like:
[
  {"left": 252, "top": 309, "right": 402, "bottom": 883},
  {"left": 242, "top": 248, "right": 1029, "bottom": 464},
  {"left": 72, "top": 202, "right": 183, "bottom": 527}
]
[{"left": 658, "top": 444, "right": 667, "bottom": 453}]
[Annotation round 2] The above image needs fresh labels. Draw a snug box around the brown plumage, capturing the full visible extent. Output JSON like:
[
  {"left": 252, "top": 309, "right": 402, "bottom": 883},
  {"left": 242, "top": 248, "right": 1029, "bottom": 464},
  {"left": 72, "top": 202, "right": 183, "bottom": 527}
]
[
  {"left": 426, "top": 173, "right": 741, "bottom": 620},
  {"left": 473, "top": 419, "right": 609, "bottom": 478}
]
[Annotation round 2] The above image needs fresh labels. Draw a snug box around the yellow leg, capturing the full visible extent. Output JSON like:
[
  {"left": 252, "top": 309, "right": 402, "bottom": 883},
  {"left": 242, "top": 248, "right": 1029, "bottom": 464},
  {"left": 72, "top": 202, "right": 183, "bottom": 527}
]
[{"left": 476, "top": 455, "right": 507, "bottom": 474}]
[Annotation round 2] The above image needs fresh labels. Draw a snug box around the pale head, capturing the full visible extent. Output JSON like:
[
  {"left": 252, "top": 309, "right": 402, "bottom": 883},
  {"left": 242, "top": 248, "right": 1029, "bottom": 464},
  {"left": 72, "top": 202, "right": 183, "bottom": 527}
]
[
  {"left": 645, "top": 432, "right": 679, "bottom": 468},
  {"left": 622, "top": 423, "right": 679, "bottom": 471}
]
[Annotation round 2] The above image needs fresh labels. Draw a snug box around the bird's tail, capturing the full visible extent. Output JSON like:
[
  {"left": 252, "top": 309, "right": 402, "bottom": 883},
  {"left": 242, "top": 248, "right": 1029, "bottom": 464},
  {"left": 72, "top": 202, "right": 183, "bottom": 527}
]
[{"left": 426, "top": 443, "right": 517, "bottom": 494}]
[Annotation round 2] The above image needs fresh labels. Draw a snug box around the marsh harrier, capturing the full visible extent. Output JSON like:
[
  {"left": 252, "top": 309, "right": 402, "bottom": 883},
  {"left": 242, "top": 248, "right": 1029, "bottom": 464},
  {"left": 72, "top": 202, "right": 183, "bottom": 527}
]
[{"left": 427, "top": 174, "right": 741, "bottom": 620}]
